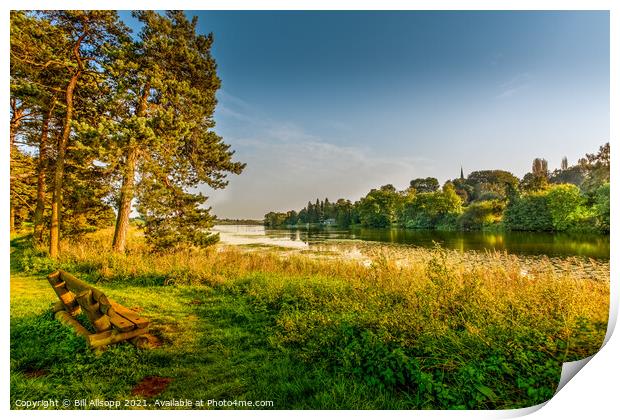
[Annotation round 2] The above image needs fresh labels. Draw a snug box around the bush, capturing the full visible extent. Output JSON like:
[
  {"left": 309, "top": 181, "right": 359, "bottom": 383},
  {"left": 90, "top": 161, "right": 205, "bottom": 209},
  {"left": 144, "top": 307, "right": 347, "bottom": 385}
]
[
  {"left": 477, "top": 191, "right": 503, "bottom": 202},
  {"left": 504, "top": 192, "right": 553, "bottom": 231},
  {"left": 10, "top": 242, "right": 57, "bottom": 275},
  {"left": 546, "top": 184, "right": 584, "bottom": 231},
  {"left": 505, "top": 184, "right": 602, "bottom": 232},
  {"left": 404, "top": 213, "right": 434, "bottom": 229},
  {"left": 594, "top": 183, "right": 610, "bottom": 232},
  {"left": 458, "top": 200, "right": 505, "bottom": 230},
  {"left": 401, "top": 187, "right": 462, "bottom": 230},
  {"left": 435, "top": 213, "right": 459, "bottom": 231}
]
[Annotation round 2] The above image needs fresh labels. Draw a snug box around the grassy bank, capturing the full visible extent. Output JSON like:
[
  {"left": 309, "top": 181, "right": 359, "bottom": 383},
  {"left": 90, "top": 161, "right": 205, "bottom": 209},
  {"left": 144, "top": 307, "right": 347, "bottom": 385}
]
[{"left": 10, "top": 229, "right": 609, "bottom": 409}]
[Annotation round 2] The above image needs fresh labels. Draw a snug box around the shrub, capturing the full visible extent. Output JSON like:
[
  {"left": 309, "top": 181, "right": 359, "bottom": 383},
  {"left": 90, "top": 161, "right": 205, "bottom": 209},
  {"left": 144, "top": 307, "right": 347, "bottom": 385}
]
[
  {"left": 504, "top": 192, "right": 553, "bottom": 231},
  {"left": 401, "top": 187, "right": 462, "bottom": 230},
  {"left": 404, "top": 213, "right": 434, "bottom": 229},
  {"left": 505, "top": 184, "right": 602, "bottom": 232},
  {"left": 458, "top": 200, "right": 505, "bottom": 230},
  {"left": 477, "top": 191, "right": 502, "bottom": 202},
  {"left": 435, "top": 213, "right": 459, "bottom": 231},
  {"left": 594, "top": 183, "right": 610, "bottom": 232},
  {"left": 546, "top": 184, "right": 584, "bottom": 231}
]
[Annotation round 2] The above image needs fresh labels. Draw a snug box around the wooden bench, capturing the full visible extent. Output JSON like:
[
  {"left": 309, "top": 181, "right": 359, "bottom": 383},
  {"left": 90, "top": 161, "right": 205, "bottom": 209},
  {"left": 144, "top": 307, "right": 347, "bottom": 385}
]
[{"left": 48, "top": 270, "right": 155, "bottom": 349}]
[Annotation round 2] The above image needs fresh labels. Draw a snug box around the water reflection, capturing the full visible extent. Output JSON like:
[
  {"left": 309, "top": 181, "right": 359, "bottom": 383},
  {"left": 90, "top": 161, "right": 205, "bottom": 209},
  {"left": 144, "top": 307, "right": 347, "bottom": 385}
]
[{"left": 213, "top": 225, "right": 610, "bottom": 259}]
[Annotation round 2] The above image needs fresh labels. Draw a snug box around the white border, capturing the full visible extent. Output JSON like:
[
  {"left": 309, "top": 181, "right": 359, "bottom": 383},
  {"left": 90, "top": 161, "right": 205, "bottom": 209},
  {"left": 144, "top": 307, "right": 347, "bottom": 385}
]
[{"left": 2, "top": 1, "right": 617, "bottom": 419}]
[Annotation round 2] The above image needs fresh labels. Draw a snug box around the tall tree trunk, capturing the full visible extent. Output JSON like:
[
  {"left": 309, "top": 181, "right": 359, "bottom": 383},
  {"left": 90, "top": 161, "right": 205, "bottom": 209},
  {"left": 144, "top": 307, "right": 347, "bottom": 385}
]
[
  {"left": 9, "top": 98, "right": 23, "bottom": 149},
  {"left": 50, "top": 76, "right": 78, "bottom": 258},
  {"left": 112, "top": 148, "right": 137, "bottom": 252},
  {"left": 112, "top": 82, "right": 150, "bottom": 252},
  {"left": 50, "top": 30, "right": 85, "bottom": 258},
  {"left": 33, "top": 100, "right": 55, "bottom": 244},
  {"left": 10, "top": 99, "right": 24, "bottom": 234},
  {"left": 10, "top": 206, "right": 15, "bottom": 234}
]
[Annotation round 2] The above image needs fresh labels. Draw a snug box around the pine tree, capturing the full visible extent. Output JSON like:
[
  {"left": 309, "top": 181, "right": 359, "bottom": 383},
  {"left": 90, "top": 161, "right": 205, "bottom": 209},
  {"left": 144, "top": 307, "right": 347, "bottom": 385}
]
[
  {"left": 9, "top": 11, "right": 35, "bottom": 233},
  {"left": 306, "top": 201, "right": 314, "bottom": 223},
  {"left": 106, "top": 11, "right": 244, "bottom": 251},
  {"left": 137, "top": 173, "right": 219, "bottom": 249},
  {"left": 9, "top": 96, "right": 29, "bottom": 232},
  {"left": 9, "top": 11, "right": 242, "bottom": 253},
  {"left": 316, "top": 198, "right": 323, "bottom": 223},
  {"left": 25, "top": 11, "right": 128, "bottom": 257},
  {"left": 10, "top": 11, "right": 68, "bottom": 243}
]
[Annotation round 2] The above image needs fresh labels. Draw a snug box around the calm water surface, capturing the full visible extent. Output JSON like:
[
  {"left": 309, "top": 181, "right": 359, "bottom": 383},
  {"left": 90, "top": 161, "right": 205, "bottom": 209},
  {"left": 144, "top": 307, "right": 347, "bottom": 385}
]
[{"left": 213, "top": 225, "right": 610, "bottom": 259}]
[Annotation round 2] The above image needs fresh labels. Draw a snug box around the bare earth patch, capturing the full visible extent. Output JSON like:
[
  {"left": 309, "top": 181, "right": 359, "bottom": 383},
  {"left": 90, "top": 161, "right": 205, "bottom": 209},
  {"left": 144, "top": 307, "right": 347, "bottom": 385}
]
[
  {"left": 132, "top": 376, "right": 173, "bottom": 397},
  {"left": 23, "top": 368, "right": 48, "bottom": 379}
]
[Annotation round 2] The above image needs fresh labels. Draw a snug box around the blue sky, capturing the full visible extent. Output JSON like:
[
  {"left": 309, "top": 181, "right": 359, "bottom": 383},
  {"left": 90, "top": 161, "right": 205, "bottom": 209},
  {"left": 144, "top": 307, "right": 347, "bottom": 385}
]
[{"left": 121, "top": 11, "right": 609, "bottom": 219}]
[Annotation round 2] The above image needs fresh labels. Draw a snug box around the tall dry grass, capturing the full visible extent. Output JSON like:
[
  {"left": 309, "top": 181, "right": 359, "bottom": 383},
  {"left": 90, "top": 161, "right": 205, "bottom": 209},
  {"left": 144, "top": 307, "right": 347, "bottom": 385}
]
[{"left": 48, "top": 227, "right": 609, "bottom": 361}]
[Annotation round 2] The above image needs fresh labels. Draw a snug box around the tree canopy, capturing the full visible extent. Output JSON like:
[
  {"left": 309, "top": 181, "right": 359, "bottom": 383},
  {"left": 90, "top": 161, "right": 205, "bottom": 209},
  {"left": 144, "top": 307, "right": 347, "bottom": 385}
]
[
  {"left": 265, "top": 143, "right": 609, "bottom": 234},
  {"left": 10, "top": 10, "right": 244, "bottom": 255},
  {"left": 409, "top": 177, "right": 439, "bottom": 193}
]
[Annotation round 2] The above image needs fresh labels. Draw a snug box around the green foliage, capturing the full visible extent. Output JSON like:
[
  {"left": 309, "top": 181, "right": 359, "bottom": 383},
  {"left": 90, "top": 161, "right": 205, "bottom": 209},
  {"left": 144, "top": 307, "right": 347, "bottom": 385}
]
[
  {"left": 11, "top": 244, "right": 57, "bottom": 275},
  {"left": 465, "top": 170, "right": 519, "bottom": 202},
  {"left": 504, "top": 192, "right": 553, "bottom": 231},
  {"left": 138, "top": 181, "right": 220, "bottom": 250},
  {"left": 550, "top": 165, "right": 587, "bottom": 187},
  {"left": 434, "top": 213, "right": 460, "bottom": 231},
  {"left": 580, "top": 143, "right": 610, "bottom": 193},
  {"left": 505, "top": 184, "right": 599, "bottom": 233},
  {"left": 264, "top": 211, "right": 289, "bottom": 228},
  {"left": 116, "top": 11, "right": 245, "bottom": 249},
  {"left": 519, "top": 172, "right": 548, "bottom": 192},
  {"left": 450, "top": 178, "right": 474, "bottom": 204},
  {"left": 458, "top": 200, "right": 505, "bottom": 230},
  {"left": 409, "top": 177, "right": 439, "bottom": 193},
  {"left": 61, "top": 161, "right": 117, "bottom": 236},
  {"left": 402, "top": 184, "right": 463, "bottom": 229},
  {"left": 333, "top": 199, "right": 354, "bottom": 227},
  {"left": 357, "top": 186, "right": 405, "bottom": 228},
  {"left": 266, "top": 197, "right": 354, "bottom": 227},
  {"left": 594, "top": 183, "right": 610, "bottom": 232},
  {"left": 9, "top": 147, "right": 36, "bottom": 230},
  {"left": 545, "top": 184, "right": 584, "bottom": 231},
  {"left": 10, "top": 11, "right": 243, "bottom": 254},
  {"left": 263, "top": 144, "right": 608, "bottom": 234},
  {"left": 404, "top": 212, "right": 433, "bottom": 229}
]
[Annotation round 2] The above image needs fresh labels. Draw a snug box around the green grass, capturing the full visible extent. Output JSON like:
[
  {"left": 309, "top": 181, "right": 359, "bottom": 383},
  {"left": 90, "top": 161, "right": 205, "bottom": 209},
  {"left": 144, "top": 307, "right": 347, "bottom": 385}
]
[
  {"left": 10, "top": 274, "right": 410, "bottom": 409},
  {"left": 10, "top": 231, "right": 609, "bottom": 409}
]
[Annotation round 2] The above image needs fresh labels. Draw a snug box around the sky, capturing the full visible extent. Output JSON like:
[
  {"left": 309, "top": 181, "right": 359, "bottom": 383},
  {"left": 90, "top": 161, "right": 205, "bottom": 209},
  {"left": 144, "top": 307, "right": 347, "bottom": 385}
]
[{"left": 121, "top": 11, "right": 610, "bottom": 219}]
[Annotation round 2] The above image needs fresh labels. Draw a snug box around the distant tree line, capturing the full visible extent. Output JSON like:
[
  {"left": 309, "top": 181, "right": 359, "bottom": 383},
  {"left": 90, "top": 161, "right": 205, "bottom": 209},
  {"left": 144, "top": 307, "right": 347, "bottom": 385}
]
[
  {"left": 10, "top": 11, "right": 244, "bottom": 256},
  {"left": 215, "top": 218, "right": 264, "bottom": 226},
  {"left": 265, "top": 143, "right": 610, "bottom": 233}
]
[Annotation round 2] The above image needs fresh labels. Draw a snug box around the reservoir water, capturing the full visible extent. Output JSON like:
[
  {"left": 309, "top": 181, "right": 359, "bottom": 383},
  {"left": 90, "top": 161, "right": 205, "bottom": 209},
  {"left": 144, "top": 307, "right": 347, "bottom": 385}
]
[{"left": 213, "top": 225, "right": 610, "bottom": 259}]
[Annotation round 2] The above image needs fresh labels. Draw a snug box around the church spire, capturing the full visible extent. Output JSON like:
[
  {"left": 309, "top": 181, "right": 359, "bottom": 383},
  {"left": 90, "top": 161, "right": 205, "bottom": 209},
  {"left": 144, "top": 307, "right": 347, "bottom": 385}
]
[{"left": 460, "top": 166, "right": 464, "bottom": 180}]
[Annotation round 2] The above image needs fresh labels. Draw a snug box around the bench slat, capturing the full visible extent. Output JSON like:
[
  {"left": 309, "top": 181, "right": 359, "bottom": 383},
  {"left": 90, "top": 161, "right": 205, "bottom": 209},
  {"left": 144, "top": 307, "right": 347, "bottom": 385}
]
[
  {"left": 109, "top": 312, "right": 136, "bottom": 332},
  {"left": 110, "top": 300, "right": 150, "bottom": 329},
  {"left": 88, "top": 327, "right": 148, "bottom": 348},
  {"left": 49, "top": 271, "right": 152, "bottom": 347}
]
